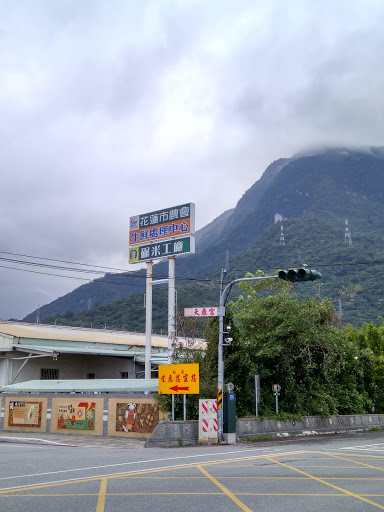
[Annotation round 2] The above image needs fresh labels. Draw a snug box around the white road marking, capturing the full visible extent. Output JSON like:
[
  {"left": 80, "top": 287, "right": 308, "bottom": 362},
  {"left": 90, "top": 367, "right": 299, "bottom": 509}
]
[
  {"left": 340, "top": 443, "right": 384, "bottom": 452},
  {"left": 0, "top": 448, "right": 300, "bottom": 490}
]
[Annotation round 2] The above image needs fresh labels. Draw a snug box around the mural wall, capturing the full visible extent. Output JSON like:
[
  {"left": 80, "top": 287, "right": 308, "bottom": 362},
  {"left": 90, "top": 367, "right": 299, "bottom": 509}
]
[
  {"left": 50, "top": 397, "right": 104, "bottom": 436},
  {"left": 3, "top": 397, "right": 48, "bottom": 432},
  {"left": 0, "top": 396, "right": 164, "bottom": 438},
  {"left": 108, "top": 398, "right": 166, "bottom": 438}
]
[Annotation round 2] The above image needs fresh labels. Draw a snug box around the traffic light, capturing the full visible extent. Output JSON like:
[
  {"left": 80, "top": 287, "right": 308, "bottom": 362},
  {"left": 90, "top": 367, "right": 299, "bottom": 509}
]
[{"left": 278, "top": 268, "right": 322, "bottom": 282}]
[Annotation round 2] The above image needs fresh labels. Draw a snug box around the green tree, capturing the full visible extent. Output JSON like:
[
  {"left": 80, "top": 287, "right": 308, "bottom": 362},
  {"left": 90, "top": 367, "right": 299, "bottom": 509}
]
[
  {"left": 229, "top": 286, "right": 371, "bottom": 416},
  {"left": 345, "top": 322, "right": 384, "bottom": 413}
]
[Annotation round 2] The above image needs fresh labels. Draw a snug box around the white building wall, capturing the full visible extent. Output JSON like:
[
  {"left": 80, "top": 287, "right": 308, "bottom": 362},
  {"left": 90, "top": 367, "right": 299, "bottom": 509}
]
[
  {"left": 0, "top": 334, "right": 13, "bottom": 350},
  {"left": 0, "top": 359, "right": 11, "bottom": 386},
  {"left": 6, "top": 352, "right": 136, "bottom": 384}
]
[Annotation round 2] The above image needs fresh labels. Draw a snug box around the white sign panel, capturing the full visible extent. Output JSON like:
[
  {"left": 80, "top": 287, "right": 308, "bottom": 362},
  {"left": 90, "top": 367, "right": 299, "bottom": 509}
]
[{"left": 184, "top": 307, "right": 222, "bottom": 317}]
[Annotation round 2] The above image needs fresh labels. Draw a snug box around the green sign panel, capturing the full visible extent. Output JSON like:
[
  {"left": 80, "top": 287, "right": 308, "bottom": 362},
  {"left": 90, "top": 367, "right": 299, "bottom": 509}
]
[{"left": 129, "top": 236, "right": 195, "bottom": 263}]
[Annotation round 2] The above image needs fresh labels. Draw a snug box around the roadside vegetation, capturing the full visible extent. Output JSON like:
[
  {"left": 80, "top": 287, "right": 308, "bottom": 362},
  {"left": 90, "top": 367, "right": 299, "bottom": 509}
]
[{"left": 159, "top": 273, "right": 384, "bottom": 419}]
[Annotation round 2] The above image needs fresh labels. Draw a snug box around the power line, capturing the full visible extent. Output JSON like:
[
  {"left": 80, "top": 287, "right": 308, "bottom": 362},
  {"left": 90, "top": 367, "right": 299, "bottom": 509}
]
[
  {"left": 0, "top": 264, "right": 94, "bottom": 282},
  {"left": 0, "top": 250, "right": 130, "bottom": 273},
  {"left": 4, "top": 248, "right": 384, "bottom": 292},
  {"left": 0, "top": 254, "right": 218, "bottom": 285}
]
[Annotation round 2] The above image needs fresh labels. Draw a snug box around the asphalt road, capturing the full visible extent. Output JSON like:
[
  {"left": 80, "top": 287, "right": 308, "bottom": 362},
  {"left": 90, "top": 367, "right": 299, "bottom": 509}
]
[{"left": 0, "top": 430, "right": 384, "bottom": 511}]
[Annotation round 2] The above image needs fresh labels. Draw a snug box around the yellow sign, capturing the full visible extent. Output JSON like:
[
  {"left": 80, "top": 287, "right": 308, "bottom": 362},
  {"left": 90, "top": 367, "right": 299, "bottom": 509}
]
[{"left": 158, "top": 363, "right": 199, "bottom": 395}]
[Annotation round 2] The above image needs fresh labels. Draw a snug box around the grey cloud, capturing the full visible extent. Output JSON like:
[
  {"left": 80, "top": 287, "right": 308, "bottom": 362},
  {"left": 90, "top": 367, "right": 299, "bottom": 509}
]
[{"left": 1, "top": 0, "right": 384, "bottom": 319}]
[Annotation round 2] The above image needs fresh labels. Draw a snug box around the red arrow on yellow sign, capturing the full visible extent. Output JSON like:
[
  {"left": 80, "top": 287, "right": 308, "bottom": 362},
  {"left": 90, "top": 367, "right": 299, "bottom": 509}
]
[{"left": 169, "top": 385, "right": 189, "bottom": 392}]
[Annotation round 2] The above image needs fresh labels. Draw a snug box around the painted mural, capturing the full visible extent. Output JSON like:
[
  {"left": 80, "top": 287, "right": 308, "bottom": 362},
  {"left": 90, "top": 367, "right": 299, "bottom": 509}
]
[
  {"left": 57, "top": 401, "right": 96, "bottom": 430},
  {"left": 8, "top": 400, "right": 42, "bottom": 427},
  {"left": 116, "top": 402, "right": 159, "bottom": 433}
]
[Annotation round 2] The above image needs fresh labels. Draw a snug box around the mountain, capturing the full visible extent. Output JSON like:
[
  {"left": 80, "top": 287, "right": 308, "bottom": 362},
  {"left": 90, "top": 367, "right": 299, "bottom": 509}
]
[{"left": 24, "top": 146, "right": 384, "bottom": 328}]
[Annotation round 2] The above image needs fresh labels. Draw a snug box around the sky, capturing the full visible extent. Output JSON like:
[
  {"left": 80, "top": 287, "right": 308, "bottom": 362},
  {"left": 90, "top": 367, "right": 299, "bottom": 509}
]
[{"left": 1, "top": 0, "right": 384, "bottom": 320}]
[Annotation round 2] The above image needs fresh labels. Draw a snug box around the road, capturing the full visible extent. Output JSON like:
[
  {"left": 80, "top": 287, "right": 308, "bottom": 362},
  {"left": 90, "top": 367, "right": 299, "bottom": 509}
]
[{"left": 0, "top": 430, "right": 383, "bottom": 511}]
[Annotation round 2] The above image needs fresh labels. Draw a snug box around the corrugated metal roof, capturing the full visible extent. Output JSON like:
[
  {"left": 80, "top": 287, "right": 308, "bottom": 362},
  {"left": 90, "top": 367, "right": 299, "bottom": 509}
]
[
  {"left": 1, "top": 322, "right": 206, "bottom": 351},
  {"left": 0, "top": 378, "right": 159, "bottom": 393},
  {"left": 13, "top": 344, "right": 169, "bottom": 362},
  {"left": 0, "top": 321, "right": 169, "bottom": 347}
]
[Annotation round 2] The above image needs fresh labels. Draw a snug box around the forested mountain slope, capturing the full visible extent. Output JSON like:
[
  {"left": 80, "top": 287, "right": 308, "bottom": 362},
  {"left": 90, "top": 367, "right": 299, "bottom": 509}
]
[{"left": 26, "top": 146, "right": 384, "bottom": 327}]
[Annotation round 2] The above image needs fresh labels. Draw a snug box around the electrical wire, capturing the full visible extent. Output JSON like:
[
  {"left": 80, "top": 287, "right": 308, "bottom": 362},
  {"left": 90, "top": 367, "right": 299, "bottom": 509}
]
[
  {"left": 0, "top": 254, "right": 218, "bottom": 286},
  {"left": 2, "top": 249, "right": 384, "bottom": 291}
]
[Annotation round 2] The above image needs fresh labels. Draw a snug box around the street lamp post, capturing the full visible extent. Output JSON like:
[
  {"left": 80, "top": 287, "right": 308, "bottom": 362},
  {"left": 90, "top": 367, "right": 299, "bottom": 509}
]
[{"left": 217, "top": 275, "right": 278, "bottom": 440}]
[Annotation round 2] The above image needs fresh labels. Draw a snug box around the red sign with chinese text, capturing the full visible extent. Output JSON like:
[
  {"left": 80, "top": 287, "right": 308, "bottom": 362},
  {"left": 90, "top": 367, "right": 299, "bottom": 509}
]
[{"left": 184, "top": 307, "right": 220, "bottom": 317}]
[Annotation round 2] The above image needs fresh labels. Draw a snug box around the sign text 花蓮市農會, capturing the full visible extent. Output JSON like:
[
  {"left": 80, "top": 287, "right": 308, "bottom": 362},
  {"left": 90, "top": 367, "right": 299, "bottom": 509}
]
[{"left": 129, "top": 203, "right": 195, "bottom": 246}]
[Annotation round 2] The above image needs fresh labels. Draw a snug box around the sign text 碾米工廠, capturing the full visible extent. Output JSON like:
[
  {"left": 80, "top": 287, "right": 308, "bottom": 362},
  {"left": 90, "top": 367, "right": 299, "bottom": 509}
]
[{"left": 129, "top": 236, "right": 194, "bottom": 263}]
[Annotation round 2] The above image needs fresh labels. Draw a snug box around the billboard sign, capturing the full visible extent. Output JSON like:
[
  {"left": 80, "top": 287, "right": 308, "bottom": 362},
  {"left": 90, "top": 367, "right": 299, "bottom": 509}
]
[
  {"left": 129, "top": 203, "right": 195, "bottom": 246},
  {"left": 129, "top": 236, "right": 195, "bottom": 263}
]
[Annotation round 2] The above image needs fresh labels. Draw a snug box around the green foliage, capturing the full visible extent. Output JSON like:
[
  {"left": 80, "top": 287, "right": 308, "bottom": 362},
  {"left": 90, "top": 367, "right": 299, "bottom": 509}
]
[
  {"left": 158, "top": 274, "right": 384, "bottom": 420},
  {"left": 242, "top": 436, "right": 276, "bottom": 442},
  {"left": 228, "top": 289, "right": 379, "bottom": 417},
  {"left": 345, "top": 322, "right": 384, "bottom": 412}
]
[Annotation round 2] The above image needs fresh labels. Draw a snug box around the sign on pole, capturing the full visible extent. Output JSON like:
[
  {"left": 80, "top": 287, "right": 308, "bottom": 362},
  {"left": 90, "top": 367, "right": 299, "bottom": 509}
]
[
  {"left": 184, "top": 307, "right": 224, "bottom": 317},
  {"left": 128, "top": 203, "right": 196, "bottom": 383},
  {"left": 158, "top": 363, "right": 199, "bottom": 395},
  {"left": 272, "top": 384, "right": 281, "bottom": 414},
  {"left": 129, "top": 236, "right": 195, "bottom": 263},
  {"left": 129, "top": 203, "right": 195, "bottom": 246}
]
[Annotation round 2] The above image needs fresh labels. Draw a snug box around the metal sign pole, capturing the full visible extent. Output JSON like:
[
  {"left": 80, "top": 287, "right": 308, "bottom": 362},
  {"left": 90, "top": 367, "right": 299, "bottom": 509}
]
[
  {"left": 275, "top": 394, "right": 279, "bottom": 414},
  {"left": 183, "top": 394, "right": 187, "bottom": 420},
  {"left": 168, "top": 256, "right": 176, "bottom": 364},
  {"left": 172, "top": 394, "right": 175, "bottom": 420},
  {"left": 255, "top": 374, "right": 260, "bottom": 417},
  {"left": 145, "top": 261, "right": 153, "bottom": 380}
]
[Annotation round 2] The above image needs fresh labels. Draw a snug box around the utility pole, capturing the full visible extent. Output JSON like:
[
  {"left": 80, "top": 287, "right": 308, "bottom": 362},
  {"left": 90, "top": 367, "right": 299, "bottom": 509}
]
[
  {"left": 217, "top": 267, "right": 322, "bottom": 440},
  {"left": 145, "top": 260, "right": 153, "bottom": 379},
  {"left": 217, "top": 275, "right": 278, "bottom": 440}
]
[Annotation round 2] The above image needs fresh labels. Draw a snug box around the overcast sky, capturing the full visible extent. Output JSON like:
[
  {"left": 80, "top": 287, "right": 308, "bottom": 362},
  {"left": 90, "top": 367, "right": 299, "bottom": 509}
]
[{"left": 1, "top": 0, "right": 384, "bottom": 320}]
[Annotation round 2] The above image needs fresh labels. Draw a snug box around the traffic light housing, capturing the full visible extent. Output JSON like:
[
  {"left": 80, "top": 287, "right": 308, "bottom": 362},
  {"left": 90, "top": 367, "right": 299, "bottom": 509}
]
[{"left": 278, "top": 268, "right": 322, "bottom": 282}]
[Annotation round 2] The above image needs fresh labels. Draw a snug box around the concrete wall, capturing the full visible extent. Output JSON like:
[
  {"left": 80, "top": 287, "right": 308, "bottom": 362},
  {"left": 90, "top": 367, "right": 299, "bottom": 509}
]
[
  {"left": 237, "top": 414, "right": 384, "bottom": 439},
  {"left": 145, "top": 414, "right": 384, "bottom": 447},
  {"left": 145, "top": 420, "right": 199, "bottom": 447}
]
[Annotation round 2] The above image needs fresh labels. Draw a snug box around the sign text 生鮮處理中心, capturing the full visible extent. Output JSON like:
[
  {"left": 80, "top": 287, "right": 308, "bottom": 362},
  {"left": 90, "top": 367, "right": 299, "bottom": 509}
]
[{"left": 129, "top": 203, "right": 195, "bottom": 245}]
